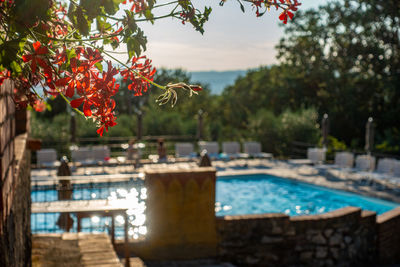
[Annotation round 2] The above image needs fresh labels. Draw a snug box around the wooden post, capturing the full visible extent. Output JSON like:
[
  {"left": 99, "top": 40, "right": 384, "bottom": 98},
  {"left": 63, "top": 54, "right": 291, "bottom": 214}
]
[
  {"left": 111, "top": 215, "right": 115, "bottom": 246},
  {"left": 124, "top": 213, "right": 130, "bottom": 267},
  {"left": 77, "top": 214, "right": 81, "bottom": 232},
  {"left": 137, "top": 111, "right": 142, "bottom": 140}
]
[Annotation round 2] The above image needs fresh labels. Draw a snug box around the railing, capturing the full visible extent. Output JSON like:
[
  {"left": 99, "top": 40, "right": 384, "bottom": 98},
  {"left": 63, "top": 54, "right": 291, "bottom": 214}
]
[{"left": 31, "top": 175, "right": 146, "bottom": 239}]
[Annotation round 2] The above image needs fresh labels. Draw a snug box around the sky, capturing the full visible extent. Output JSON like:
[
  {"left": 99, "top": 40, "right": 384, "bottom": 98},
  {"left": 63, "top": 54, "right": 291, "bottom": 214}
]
[{"left": 113, "top": 0, "right": 327, "bottom": 71}]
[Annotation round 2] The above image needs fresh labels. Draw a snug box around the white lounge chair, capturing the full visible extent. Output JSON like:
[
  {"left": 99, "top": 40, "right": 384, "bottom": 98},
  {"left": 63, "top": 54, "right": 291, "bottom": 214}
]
[
  {"left": 307, "top": 148, "right": 326, "bottom": 164},
  {"left": 92, "top": 146, "right": 110, "bottom": 163},
  {"left": 376, "top": 158, "right": 396, "bottom": 174},
  {"left": 393, "top": 160, "right": 400, "bottom": 177},
  {"left": 71, "top": 147, "right": 94, "bottom": 165},
  {"left": 37, "top": 148, "right": 60, "bottom": 168},
  {"left": 389, "top": 160, "right": 400, "bottom": 185},
  {"left": 198, "top": 141, "right": 219, "bottom": 159},
  {"left": 334, "top": 152, "right": 354, "bottom": 168},
  {"left": 365, "top": 158, "right": 400, "bottom": 185},
  {"left": 175, "top": 143, "right": 196, "bottom": 158},
  {"left": 222, "top": 142, "right": 241, "bottom": 159},
  {"left": 243, "top": 141, "right": 273, "bottom": 159},
  {"left": 354, "top": 155, "right": 375, "bottom": 171}
]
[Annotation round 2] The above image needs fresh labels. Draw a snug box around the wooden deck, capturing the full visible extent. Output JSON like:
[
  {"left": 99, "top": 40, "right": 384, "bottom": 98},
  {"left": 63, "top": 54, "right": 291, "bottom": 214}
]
[
  {"left": 32, "top": 199, "right": 131, "bottom": 266},
  {"left": 32, "top": 233, "right": 123, "bottom": 267},
  {"left": 78, "top": 233, "right": 123, "bottom": 267}
]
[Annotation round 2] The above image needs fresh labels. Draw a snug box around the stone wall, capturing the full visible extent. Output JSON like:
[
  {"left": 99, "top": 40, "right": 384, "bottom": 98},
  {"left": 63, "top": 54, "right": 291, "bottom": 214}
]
[
  {"left": 377, "top": 207, "right": 400, "bottom": 264},
  {"left": 217, "top": 207, "right": 395, "bottom": 266},
  {"left": 0, "top": 79, "right": 16, "bottom": 228},
  {"left": 0, "top": 80, "right": 31, "bottom": 266}
]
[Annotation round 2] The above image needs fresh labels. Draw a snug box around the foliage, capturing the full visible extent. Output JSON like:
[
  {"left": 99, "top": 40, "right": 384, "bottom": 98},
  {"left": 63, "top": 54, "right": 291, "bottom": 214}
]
[
  {"left": 0, "top": 0, "right": 301, "bottom": 136},
  {"left": 247, "top": 108, "right": 319, "bottom": 156},
  {"left": 322, "top": 136, "right": 347, "bottom": 158},
  {"left": 276, "top": 0, "right": 400, "bottom": 148}
]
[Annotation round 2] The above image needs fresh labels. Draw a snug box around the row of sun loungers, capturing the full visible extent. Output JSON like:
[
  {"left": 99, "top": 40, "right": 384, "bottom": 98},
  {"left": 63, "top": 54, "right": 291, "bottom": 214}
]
[
  {"left": 71, "top": 146, "right": 110, "bottom": 165},
  {"left": 36, "top": 141, "right": 272, "bottom": 168},
  {"left": 305, "top": 148, "right": 400, "bottom": 184},
  {"left": 180, "top": 141, "right": 273, "bottom": 160},
  {"left": 37, "top": 146, "right": 111, "bottom": 168}
]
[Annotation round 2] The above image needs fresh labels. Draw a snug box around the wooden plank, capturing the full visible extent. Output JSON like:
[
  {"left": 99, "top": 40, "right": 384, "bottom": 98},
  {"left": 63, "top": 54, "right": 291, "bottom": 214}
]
[
  {"left": 31, "top": 199, "right": 131, "bottom": 214},
  {"left": 78, "top": 233, "right": 122, "bottom": 267}
]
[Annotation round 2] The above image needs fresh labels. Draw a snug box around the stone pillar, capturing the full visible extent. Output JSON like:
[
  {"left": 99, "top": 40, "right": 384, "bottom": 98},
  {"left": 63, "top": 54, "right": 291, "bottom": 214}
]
[{"left": 132, "top": 167, "right": 217, "bottom": 260}]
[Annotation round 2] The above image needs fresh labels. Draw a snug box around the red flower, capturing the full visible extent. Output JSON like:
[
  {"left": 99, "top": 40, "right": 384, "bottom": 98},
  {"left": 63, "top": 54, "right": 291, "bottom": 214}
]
[
  {"left": 0, "top": 70, "right": 11, "bottom": 86},
  {"left": 120, "top": 56, "right": 156, "bottom": 96},
  {"left": 22, "top": 41, "right": 49, "bottom": 73},
  {"left": 33, "top": 100, "right": 46, "bottom": 112},
  {"left": 279, "top": 10, "right": 294, "bottom": 24},
  {"left": 70, "top": 97, "right": 84, "bottom": 108}
]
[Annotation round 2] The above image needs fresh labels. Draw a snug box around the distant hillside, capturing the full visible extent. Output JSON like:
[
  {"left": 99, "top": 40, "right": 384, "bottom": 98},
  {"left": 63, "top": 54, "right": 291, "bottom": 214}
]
[{"left": 189, "top": 70, "right": 247, "bottom": 95}]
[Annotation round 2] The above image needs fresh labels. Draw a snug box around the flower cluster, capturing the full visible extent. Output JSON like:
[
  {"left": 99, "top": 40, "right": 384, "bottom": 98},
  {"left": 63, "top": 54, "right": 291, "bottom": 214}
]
[{"left": 120, "top": 57, "right": 156, "bottom": 96}]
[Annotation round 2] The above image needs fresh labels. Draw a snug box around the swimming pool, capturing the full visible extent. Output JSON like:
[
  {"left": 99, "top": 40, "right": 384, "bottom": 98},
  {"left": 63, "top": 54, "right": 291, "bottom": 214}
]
[
  {"left": 31, "top": 173, "right": 399, "bottom": 236},
  {"left": 216, "top": 174, "right": 399, "bottom": 216}
]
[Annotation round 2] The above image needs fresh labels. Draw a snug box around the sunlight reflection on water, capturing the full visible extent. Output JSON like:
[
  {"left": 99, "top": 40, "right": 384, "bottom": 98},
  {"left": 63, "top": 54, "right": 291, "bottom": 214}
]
[
  {"left": 31, "top": 180, "right": 148, "bottom": 239},
  {"left": 108, "top": 186, "right": 147, "bottom": 239}
]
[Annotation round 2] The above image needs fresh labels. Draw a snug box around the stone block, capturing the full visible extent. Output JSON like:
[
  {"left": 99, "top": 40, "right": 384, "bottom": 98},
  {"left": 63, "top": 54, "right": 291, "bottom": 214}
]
[
  {"left": 0, "top": 97, "right": 6, "bottom": 123},
  {"left": 0, "top": 118, "right": 11, "bottom": 155},
  {"left": 315, "top": 247, "right": 328, "bottom": 259},
  {"left": 1, "top": 143, "right": 12, "bottom": 181},
  {"left": 311, "top": 233, "right": 327, "bottom": 245},
  {"left": 300, "top": 251, "right": 313, "bottom": 262},
  {"left": 324, "top": 229, "right": 334, "bottom": 237},
  {"left": 330, "top": 247, "right": 340, "bottom": 260},
  {"left": 329, "top": 233, "right": 342, "bottom": 246},
  {"left": 245, "top": 255, "right": 260, "bottom": 265},
  {"left": 261, "top": 236, "right": 284, "bottom": 244},
  {"left": 6, "top": 94, "right": 15, "bottom": 116},
  {"left": 344, "top": 236, "right": 352, "bottom": 244},
  {"left": 271, "top": 226, "right": 283, "bottom": 234}
]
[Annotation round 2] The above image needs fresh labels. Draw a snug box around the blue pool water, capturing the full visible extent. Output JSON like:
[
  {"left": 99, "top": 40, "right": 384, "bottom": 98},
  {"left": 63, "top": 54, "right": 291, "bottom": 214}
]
[
  {"left": 31, "top": 174, "right": 399, "bottom": 236},
  {"left": 215, "top": 174, "right": 399, "bottom": 216}
]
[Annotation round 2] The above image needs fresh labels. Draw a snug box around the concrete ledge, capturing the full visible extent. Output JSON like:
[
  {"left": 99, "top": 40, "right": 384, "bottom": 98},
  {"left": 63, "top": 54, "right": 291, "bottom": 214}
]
[
  {"left": 217, "top": 213, "right": 289, "bottom": 221},
  {"left": 145, "top": 166, "right": 216, "bottom": 175},
  {"left": 377, "top": 207, "right": 400, "bottom": 224},
  {"left": 291, "top": 206, "right": 361, "bottom": 222}
]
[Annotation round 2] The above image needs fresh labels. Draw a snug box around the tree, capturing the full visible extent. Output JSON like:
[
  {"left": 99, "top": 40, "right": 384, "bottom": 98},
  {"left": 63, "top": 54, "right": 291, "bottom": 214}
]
[
  {"left": 0, "top": 0, "right": 301, "bottom": 136},
  {"left": 276, "top": 0, "right": 400, "bottom": 147}
]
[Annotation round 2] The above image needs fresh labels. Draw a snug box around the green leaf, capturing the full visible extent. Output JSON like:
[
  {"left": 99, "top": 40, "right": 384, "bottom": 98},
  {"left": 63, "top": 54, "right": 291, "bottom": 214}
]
[
  {"left": 103, "top": 0, "right": 121, "bottom": 15},
  {"left": 96, "top": 17, "right": 112, "bottom": 33},
  {"left": 81, "top": 0, "right": 102, "bottom": 20},
  {"left": 68, "top": 4, "right": 78, "bottom": 27},
  {"left": 10, "top": 61, "right": 22, "bottom": 74},
  {"left": 144, "top": 10, "right": 154, "bottom": 23},
  {"left": 76, "top": 8, "right": 90, "bottom": 36},
  {"left": 45, "top": 102, "right": 52, "bottom": 112},
  {"left": 95, "top": 62, "right": 103, "bottom": 72}
]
